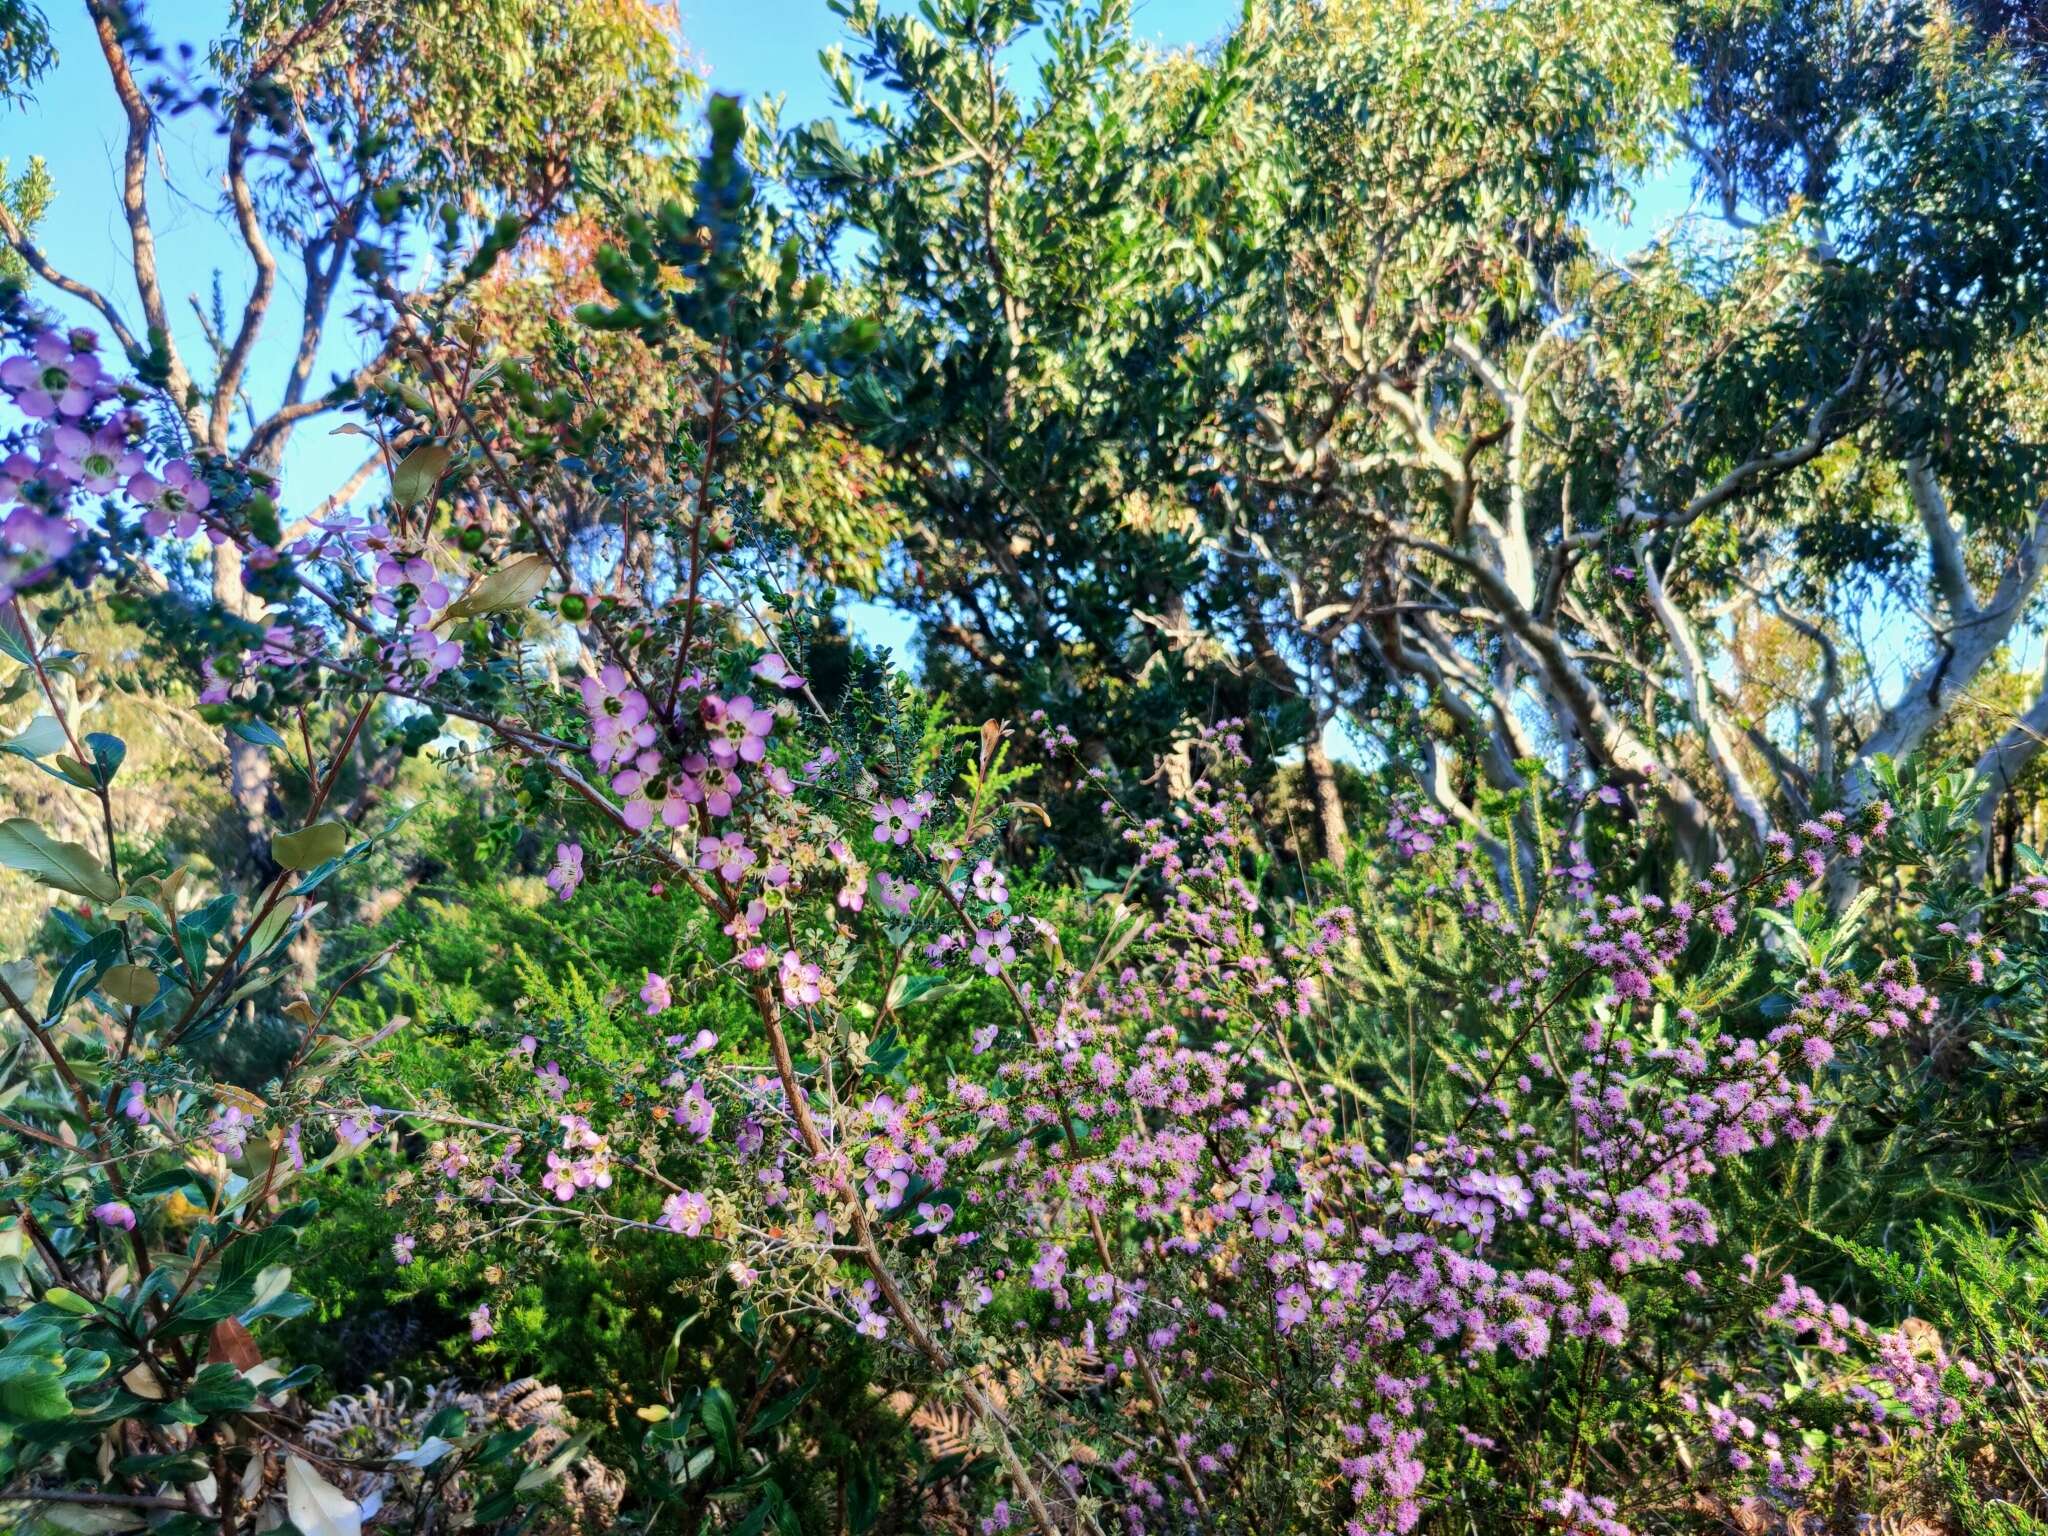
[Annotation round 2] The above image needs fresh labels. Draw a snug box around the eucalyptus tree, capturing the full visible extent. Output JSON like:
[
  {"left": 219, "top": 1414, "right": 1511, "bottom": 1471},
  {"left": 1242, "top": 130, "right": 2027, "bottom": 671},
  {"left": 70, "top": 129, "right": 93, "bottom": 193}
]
[{"left": 811, "top": 0, "right": 2048, "bottom": 875}]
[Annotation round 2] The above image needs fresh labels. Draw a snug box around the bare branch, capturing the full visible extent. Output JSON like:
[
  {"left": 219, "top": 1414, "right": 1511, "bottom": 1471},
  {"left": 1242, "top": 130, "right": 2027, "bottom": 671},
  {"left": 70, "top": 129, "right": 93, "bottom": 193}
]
[
  {"left": 1855, "top": 497, "right": 2048, "bottom": 784},
  {"left": 1903, "top": 453, "right": 1977, "bottom": 620},
  {"left": 0, "top": 204, "right": 143, "bottom": 357},
  {"left": 208, "top": 106, "right": 279, "bottom": 451},
  {"left": 85, "top": 0, "right": 199, "bottom": 431},
  {"left": 1655, "top": 348, "right": 1872, "bottom": 532},
  {"left": 1639, "top": 537, "right": 1772, "bottom": 845}
]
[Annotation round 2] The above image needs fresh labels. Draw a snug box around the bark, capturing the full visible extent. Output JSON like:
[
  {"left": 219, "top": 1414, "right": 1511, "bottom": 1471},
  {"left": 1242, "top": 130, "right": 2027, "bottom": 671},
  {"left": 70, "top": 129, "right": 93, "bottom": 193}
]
[{"left": 1302, "top": 723, "right": 1349, "bottom": 865}]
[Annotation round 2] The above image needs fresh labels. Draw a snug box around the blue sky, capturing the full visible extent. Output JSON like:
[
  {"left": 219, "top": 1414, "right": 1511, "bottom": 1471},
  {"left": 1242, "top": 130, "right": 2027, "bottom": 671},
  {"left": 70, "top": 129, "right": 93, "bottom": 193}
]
[{"left": 7, "top": 0, "right": 1691, "bottom": 674}]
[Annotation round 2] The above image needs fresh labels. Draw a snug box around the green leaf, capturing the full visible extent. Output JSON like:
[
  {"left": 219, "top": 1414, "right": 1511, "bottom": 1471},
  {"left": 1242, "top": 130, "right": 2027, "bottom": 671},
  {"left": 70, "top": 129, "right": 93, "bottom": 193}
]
[
  {"left": 749, "top": 1372, "right": 817, "bottom": 1435},
  {"left": 271, "top": 820, "right": 349, "bottom": 871},
  {"left": 439, "top": 553, "right": 553, "bottom": 623},
  {"left": 0, "top": 715, "right": 67, "bottom": 759},
  {"left": 100, "top": 964, "right": 159, "bottom": 1007},
  {"left": 230, "top": 721, "right": 289, "bottom": 752},
  {"left": 41, "top": 1288, "right": 93, "bottom": 1316},
  {"left": 183, "top": 1362, "right": 258, "bottom": 1415},
  {"left": 104, "top": 894, "right": 173, "bottom": 936},
  {"left": 0, "top": 1355, "right": 72, "bottom": 1423},
  {"left": 132, "top": 1167, "right": 216, "bottom": 1206},
  {"left": 85, "top": 732, "right": 125, "bottom": 786},
  {"left": 514, "top": 1425, "right": 594, "bottom": 1493},
  {"left": 391, "top": 442, "right": 454, "bottom": 507},
  {"left": 45, "top": 930, "right": 124, "bottom": 1019},
  {"left": 701, "top": 1385, "right": 739, "bottom": 1471},
  {"left": 0, "top": 818, "right": 121, "bottom": 903}
]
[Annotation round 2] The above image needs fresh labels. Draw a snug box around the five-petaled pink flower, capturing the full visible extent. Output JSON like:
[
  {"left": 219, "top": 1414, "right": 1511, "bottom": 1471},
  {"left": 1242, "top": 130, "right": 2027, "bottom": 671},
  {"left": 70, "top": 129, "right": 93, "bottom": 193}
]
[
  {"left": 703, "top": 693, "right": 775, "bottom": 765},
  {"left": 662, "top": 1190, "right": 713, "bottom": 1236},
  {"left": 546, "top": 842, "right": 584, "bottom": 901},
  {"left": 751, "top": 652, "right": 805, "bottom": 690},
  {"left": 870, "top": 797, "right": 923, "bottom": 846},
  {"left": 641, "top": 971, "right": 672, "bottom": 1015}
]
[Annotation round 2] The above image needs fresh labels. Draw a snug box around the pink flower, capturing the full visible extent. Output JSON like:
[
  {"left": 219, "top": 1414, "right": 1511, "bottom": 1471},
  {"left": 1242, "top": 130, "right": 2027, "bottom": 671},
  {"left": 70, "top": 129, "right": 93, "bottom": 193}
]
[
  {"left": 392, "top": 1233, "right": 416, "bottom": 1265},
  {"left": 780, "top": 950, "right": 824, "bottom": 1007},
  {"left": 92, "top": 1200, "right": 136, "bottom": 1231},
  {"left": 128, "top": 460, "right": 212, "bottom": 538},
  {"left": 675, "top": 1028, "right": 718, "bottom": 1059},
  {"left": 469, "top": 1303, "right": 494, "bottom": 1341},
  {"left": 641, "top": 971, "right": 672, "bottom": 1015},
  {"left": 751, "top": 652, "right": 805, "bottom": 690},
  {"left": 580, "top": 664, "right": 655, "bottom": 767},
  {"left": 662, "top": 1189, "right": 713, "bottom": 1236},
  {"left": 697, "top": 832, "right": 754, "bottom": 882},
  {"left": 546, "top": 842, "right": 584, "bottom": 901},
  {"left": 703, "top": 693, "right": 775, "bottom": 765},
  {"left": 870, "top": 797, "right": 923, "bottom": 846},
  {"left": 121, "top": 1080, "right": 149, "bottom": 1122}
]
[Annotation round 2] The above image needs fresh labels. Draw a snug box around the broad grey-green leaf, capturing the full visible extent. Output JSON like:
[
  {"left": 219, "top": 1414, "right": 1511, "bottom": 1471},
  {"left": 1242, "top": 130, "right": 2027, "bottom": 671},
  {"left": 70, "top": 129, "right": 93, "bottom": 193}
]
[
  {"left": 440, "top": 554, "right": 552, "bottom": 624},
  {"left": 285, "top": 1455, "right": 362, "bottom": 1536},
  {"left": 390, "top": 442, "right": 453, "bottom": 508},
  {"left": 0, "top": 819, "right": 121, "bottom": 903},
  {"left": 100, "top": 964, "right": 159, "bottom": 1007},
  {"left": 271, "top": 821, "right": 349, "bottom": 871},
  {"left": 0, "top": 714, "right": 67, "bottom": 759}
]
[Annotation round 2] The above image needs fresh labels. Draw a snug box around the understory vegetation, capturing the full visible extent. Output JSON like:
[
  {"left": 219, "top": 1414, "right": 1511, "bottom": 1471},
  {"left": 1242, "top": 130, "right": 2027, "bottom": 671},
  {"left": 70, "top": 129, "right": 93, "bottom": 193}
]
[{"left": 0, "top": 0, "right": 2046, "bottom": 1532}]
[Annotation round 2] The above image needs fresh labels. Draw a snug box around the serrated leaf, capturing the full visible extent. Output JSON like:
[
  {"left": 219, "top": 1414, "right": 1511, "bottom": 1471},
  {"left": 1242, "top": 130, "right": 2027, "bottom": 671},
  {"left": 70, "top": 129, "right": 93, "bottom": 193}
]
[{"left": 0, "top": 818, "right": 120, "bottom": 903}]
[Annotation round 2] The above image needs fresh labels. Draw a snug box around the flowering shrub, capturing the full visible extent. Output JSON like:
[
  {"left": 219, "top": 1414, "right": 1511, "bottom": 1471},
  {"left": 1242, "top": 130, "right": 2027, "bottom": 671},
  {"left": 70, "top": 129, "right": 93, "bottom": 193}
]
[{"left": 0, "top": 99, "right": 2042, "bottom": 1536}]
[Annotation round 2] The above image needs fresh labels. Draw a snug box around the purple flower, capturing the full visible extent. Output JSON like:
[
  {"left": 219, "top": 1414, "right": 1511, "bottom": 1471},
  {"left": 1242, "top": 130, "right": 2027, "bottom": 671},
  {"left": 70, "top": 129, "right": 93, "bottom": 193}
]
[
  {"left": 870, "top": 797, "right": 923, "bottom": 846},
  {"left": 128, "top": 460, "right": 212, "bottom": 539},
  {"left": 968, "top": 925, "right": 1016, "bottom": 977},
  {"left": 92, "top": 1200, "right": 136, "bottom": 1231},
  {"left": 392, "top": 1233, "right": 416, "bottom": 1265},
  {"left": 546, "top": 842, "right": 584, "bottom": 901},
  {"left": 53, "top": 421, "right": 139, "bottom": 493},
  {"left": 469, "top": 1303, "right": 494, "bottom": 1341},
  {"left": 703, "top": 693, "right": 775, "bottom": 765},
  {"left": 580, "top": 664, "right": 655, "bottom": 767},
  {"left": 210, "top": 1104, "right": 253, "bottom": 1158},
  {"left": 662, "top": 1190, "right": 712, "bottom": 1236},
  {"left": 641, "top": 971, "right": 672, "bottom": 1015},
  {"left": 1, "top": 333, "right": 105, "bottom": 418},
  {"left": 751, "top": 652, "right": 805, "bottom": 690}
]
